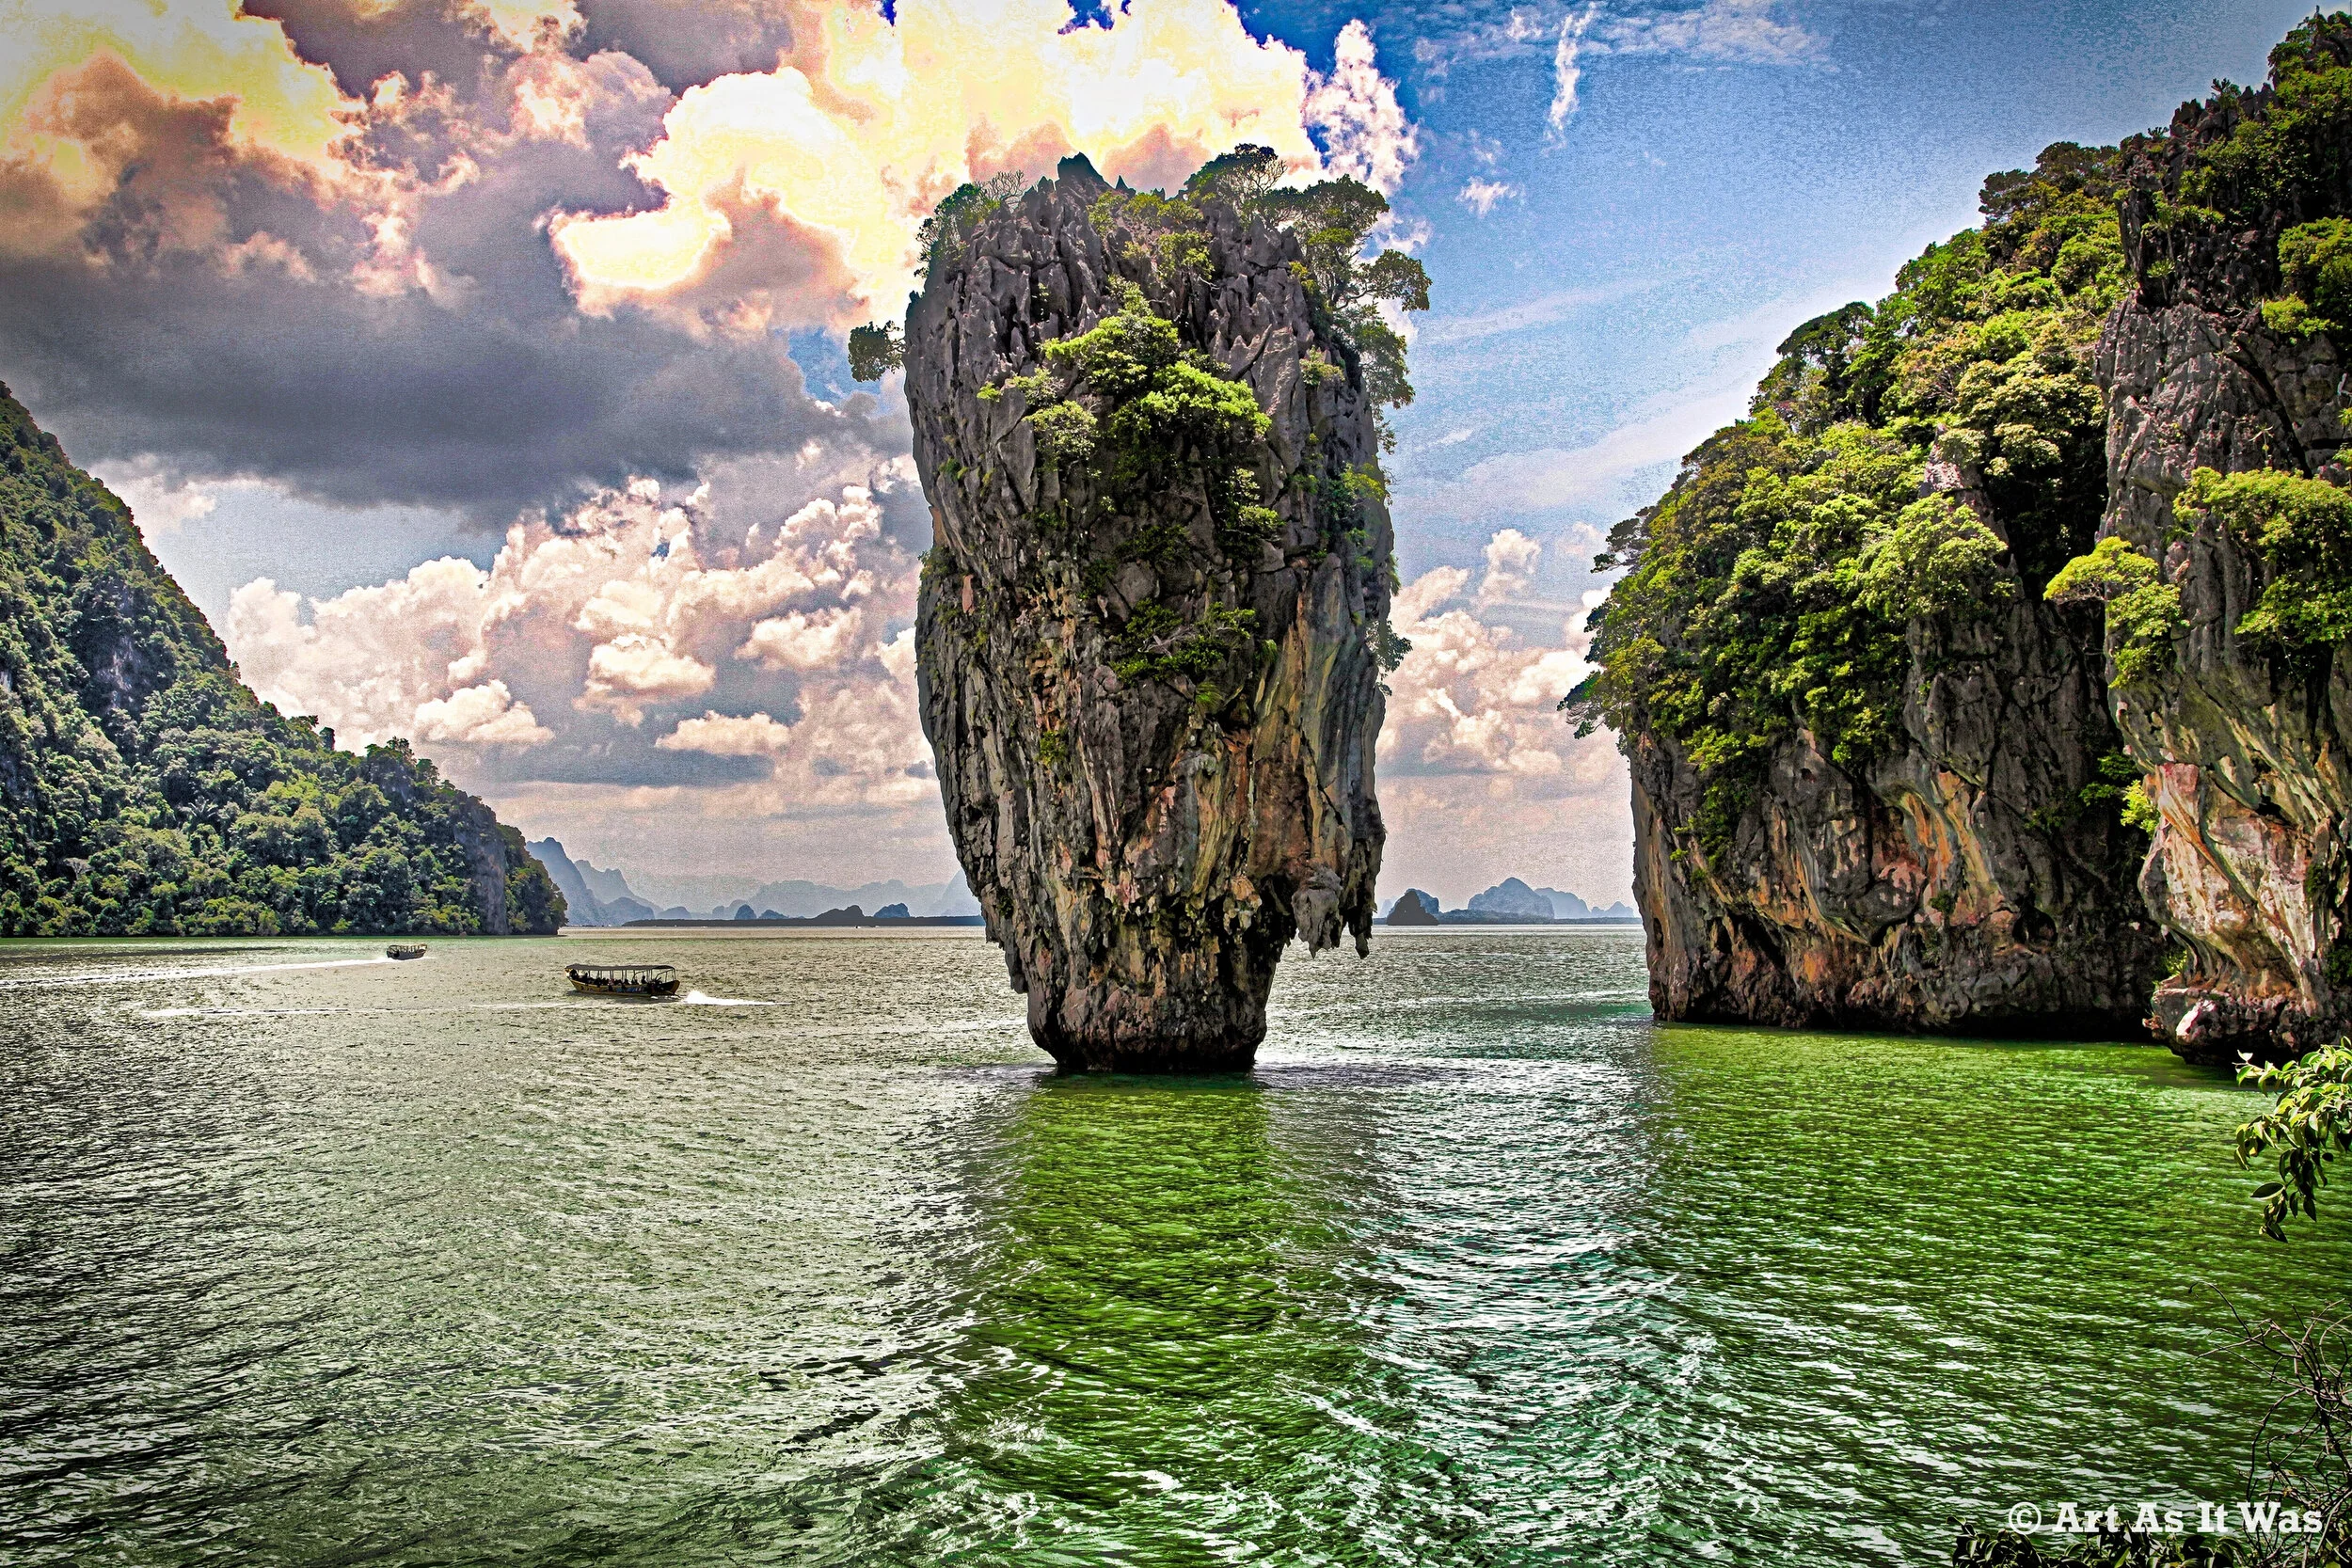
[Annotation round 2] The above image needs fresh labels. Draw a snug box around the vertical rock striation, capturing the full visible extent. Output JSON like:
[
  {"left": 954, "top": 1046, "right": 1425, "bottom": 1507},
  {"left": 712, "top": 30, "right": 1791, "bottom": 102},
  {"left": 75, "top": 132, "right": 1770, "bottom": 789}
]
[
  {"left": 2093, "top": 25, "right": 2352, "bottom": 1062},
  {"left": 906, "top": 157, "right": 1391, "bottom": 1071},
  {"left": 1623, "top": 558, "right": 2162, "bottom": 1036}
]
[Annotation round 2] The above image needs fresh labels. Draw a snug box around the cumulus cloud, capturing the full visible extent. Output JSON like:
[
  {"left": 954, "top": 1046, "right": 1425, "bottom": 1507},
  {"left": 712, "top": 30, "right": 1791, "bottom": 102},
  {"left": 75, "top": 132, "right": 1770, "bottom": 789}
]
[
  {"left": 1302, "top": 20, "right": 1418, "bottom": 195},
  {"left": 580, "top": 634, "right": 716, "bottom": 724},
  {"left": 227, "top": 470, "right": 924, "bottom": 807},
  {"left": 1373, "top": 534, "right": 1632, "bottom": 904},
  {"left": 653, "top": 630, "right": 931, "bottom": 809},
  {"left": 657, "top": 709, "right": 791, "bottom": 757},
  {"left": 1384, "top": 542, "right": 1590, "bottom": 782},
  {"left": 1477, "top": 528, "right": 1544, "bottom": 604},
  {"left": 414, "top": 680, "right": 554, "bottom": 746},
  {"left": 738, "top": 608, "right": 866, "bottom": 672},
  {"left": 551, "top": 0, "right": 1416, "bottom": 328},
  {"left": 230, "top": 555, "right": 508, "bottom": 749}
]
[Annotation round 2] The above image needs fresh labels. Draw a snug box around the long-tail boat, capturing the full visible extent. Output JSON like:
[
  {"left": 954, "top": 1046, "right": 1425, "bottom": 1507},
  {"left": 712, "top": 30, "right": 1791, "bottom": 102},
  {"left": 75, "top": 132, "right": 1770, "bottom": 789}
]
[{"left": 565, "top": 962, "right": 679, "bottom": 998}]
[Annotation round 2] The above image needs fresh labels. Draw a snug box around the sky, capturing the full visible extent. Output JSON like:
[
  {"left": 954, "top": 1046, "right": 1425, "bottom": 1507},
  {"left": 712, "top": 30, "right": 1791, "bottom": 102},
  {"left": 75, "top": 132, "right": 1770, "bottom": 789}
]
[{"left": 0, "top": 0, "right": 2315, "bottom": 907}]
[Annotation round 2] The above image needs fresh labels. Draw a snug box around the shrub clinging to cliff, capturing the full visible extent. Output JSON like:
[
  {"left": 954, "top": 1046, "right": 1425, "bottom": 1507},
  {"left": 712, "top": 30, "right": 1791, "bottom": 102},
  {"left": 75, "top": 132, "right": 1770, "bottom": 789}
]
[
  {"left": 2177, "top": 466, "right": 2352, "bottom": 652},
  {"left": 2043, "top": 536, "right": 2183, "bottom": 684}
]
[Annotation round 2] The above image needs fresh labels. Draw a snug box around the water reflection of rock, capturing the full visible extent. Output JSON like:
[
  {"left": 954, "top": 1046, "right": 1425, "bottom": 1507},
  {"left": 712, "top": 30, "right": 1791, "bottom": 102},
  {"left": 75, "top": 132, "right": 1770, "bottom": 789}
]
[{"left": 871, "top": 1072, "right": 1472, "bottom": 1557}]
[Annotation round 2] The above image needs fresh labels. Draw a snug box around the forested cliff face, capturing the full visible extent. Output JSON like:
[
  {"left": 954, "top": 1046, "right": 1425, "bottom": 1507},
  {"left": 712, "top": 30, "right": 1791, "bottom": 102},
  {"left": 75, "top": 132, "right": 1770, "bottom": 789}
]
[
  {"left": 1568, "top": 146, "right": 2167, "bottom": 1035},
  {"left": 1575, "top": 14, "right": 2352, "bottom": 1058},
  {"left": 2089, "top": 18, "right": 2352, "bottom": 1062},
  {"left": 905, "top": 153, "right": 1410, "bottom": 1070},
  {"left": 0, "top": 388, "right": 564, "bottom": 937}
]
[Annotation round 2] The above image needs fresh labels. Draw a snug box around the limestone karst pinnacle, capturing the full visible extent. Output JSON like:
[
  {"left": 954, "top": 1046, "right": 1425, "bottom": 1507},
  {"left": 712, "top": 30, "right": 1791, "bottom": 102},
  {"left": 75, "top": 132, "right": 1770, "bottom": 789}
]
[{"left": 907, "top": 156, "right": 1393, "bottom": 1070}]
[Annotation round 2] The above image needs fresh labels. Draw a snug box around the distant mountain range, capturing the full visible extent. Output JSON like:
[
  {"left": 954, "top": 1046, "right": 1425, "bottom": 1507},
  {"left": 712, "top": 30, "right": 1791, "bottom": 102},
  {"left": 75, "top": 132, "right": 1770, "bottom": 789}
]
[
  {"left": 1382, "top": 878, "right": 1635, "bottom": 926},
  {"left": 528, "top": 846, "right": 1626, "bottom": 932},
  {"left": 526, "top": 840, "right": 983, "bottom": 927}
]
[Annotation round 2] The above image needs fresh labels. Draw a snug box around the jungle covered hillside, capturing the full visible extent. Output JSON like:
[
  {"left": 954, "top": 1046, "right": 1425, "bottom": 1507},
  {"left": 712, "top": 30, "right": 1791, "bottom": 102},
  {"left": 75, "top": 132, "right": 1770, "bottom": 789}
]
[{"left": 0, "top": 388, "right": 563, "bottom": 937}]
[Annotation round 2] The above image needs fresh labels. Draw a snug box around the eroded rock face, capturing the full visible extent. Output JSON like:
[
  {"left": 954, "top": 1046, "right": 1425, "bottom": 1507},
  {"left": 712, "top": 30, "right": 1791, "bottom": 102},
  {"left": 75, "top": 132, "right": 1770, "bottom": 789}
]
[
  {"left": 907, "top": 159, "right": 1390, "bottom": 1071},
  {"left": 2097, "top": 105, "right": 2352, "bottom": 1065},
  {"left": 1631, "top": 585, "right": 2164, "bottom": 1036}
]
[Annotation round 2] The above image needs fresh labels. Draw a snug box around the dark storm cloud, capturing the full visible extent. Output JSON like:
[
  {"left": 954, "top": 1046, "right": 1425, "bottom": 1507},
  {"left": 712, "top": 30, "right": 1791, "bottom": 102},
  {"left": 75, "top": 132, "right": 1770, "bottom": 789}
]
[
  {"left": 573, "top": 0, "right": 803, "bottom": 91},
  {"left": 243, "top": 0, "right": 511, "bottom": 103},
  {"left": 0, "top": 252, "right": 898, "bottom": 524},
  {"left": 250, "top": 0, "right": 804, "bottom": 110},
  {"left": 0, "top": 0, "right": 900, "bottom": 528}
]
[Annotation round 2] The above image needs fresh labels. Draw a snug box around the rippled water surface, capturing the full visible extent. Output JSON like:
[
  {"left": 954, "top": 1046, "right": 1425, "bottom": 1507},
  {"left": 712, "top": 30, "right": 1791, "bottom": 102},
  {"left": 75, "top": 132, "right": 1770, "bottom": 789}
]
[{"left": 4, "top": 927, "right": 2348, "bottom": 1564}]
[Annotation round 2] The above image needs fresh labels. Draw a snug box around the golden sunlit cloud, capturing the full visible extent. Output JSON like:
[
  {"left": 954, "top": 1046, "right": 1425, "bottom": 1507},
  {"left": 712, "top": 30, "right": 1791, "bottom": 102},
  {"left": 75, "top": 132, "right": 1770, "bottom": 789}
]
[
  {"left": 0, "top": 0, "right": 1414, "bottom": 328},
  {"left": 0, "top": 0, "right": 352, "bottom": 185},
  {"left": 551, "top": 0, "right": 1414, "bottom": 329}
]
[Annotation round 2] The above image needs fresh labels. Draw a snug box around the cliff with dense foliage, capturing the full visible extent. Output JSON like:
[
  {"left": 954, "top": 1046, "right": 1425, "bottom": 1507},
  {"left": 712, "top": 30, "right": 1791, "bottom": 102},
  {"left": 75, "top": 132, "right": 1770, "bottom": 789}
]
[
  {"left": 1568, "top": 145, "right": 2168, "bottom": 1035},
  {"left": 904, "top": 153, "right": 1412, "bottom": 1070},
  {"left": 1577, "top": 14, "right": 2352, "bottom": 1059},
  {"left": 0, "top": 387, "right": 563, "bottom": 937},
  {"left": 2080, "top": 17, "right": 2352, "bottom": 1061}
]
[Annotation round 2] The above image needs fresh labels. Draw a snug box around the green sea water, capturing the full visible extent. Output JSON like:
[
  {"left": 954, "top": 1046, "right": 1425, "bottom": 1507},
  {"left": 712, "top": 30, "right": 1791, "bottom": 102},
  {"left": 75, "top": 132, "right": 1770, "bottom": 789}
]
[{"left": 1, "top": 927, "right": 2345, "bottom": 1564}]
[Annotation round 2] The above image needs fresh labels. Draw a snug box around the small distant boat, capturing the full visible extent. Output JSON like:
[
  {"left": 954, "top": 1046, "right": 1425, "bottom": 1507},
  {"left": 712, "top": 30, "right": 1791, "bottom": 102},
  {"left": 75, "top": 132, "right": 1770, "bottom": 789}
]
[
  {"left": 387, "top": 942, "right": 427, "bottom": 960},
  {"left": 566, "top": 961, "right": 679, "bottom": 998}
]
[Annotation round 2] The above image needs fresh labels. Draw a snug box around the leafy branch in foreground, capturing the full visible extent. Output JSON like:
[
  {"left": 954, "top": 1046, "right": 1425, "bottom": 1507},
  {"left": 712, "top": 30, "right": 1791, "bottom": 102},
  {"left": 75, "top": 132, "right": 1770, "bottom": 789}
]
[
  {"left": 2237, "top": 1042, "right": 2352, "bottom": 1242},
  {"left": 1951, "top": 1520, "right": 2236, "bottom": 1564},
  {"left": 1946, "top": 1036, "right": 2352, "bottom": 1563},
  {"left": 2228, "top": 1308, "right": 2352, "bottom": 1559},
  {"left": 1947, "top": 1305, "right": 2352, "bottom": 1566}
]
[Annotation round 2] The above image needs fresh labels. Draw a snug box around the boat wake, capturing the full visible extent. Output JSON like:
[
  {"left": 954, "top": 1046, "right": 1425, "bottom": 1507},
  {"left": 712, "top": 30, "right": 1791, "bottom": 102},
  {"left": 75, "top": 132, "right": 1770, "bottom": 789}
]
[
  {"left": 2, "top": 956, "right": 394, "bottom": 990},
  {"left": 137, "top": 1006, "right": 356, "bottom": 1020},
  {"left": 679, "top": 990, "right": 773, "bottom": 1007}
]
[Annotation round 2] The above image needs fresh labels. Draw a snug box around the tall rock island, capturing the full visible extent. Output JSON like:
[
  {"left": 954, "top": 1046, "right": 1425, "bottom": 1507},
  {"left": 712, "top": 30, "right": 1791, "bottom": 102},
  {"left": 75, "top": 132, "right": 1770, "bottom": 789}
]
[
  {"left": 1576, "top": 14, "right": 2352, "bottom": 1062},
  {"left": 904, "top": 155, "right": 1401, "bottom": 1070}
]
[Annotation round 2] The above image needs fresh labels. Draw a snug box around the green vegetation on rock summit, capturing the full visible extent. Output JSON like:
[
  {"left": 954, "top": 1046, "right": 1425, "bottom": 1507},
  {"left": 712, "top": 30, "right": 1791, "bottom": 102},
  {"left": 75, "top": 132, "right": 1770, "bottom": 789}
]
[{"left": 1566, "top": 137, "right": 2129, "bottom": 859}]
